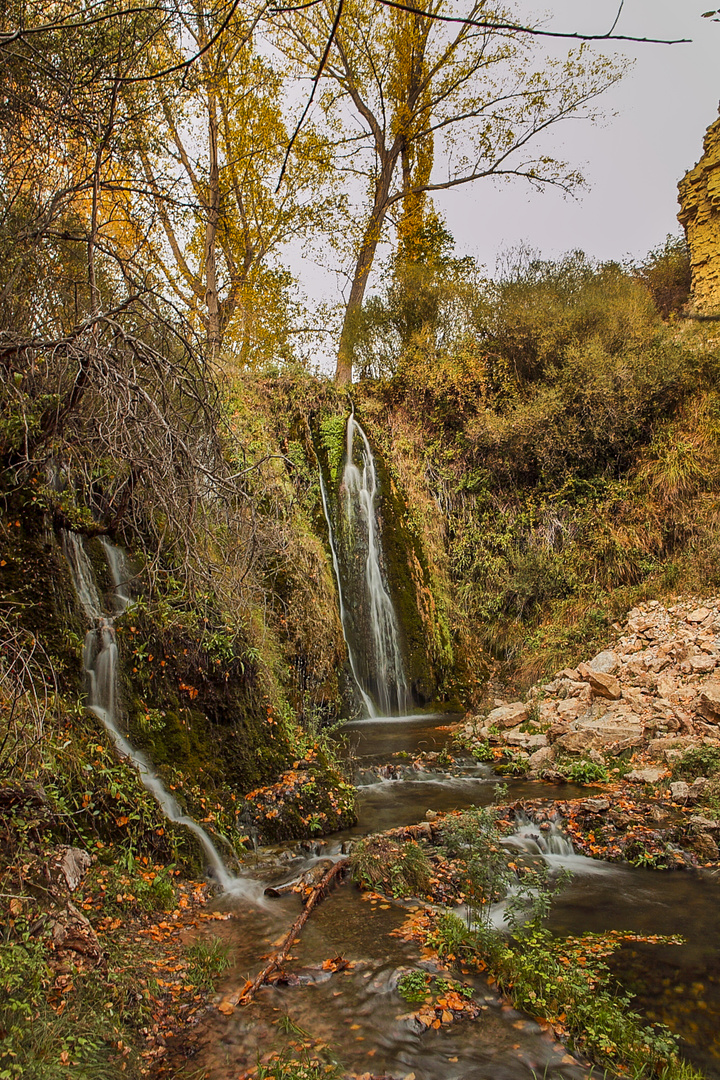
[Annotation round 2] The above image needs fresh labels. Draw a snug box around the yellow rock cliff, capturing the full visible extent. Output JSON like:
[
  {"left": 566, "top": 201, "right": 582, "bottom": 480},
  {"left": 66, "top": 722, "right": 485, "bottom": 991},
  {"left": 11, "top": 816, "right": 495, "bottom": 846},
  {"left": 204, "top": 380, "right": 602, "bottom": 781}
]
[{"left": 678, "top": 113, "right": 720, "bottom": 314}]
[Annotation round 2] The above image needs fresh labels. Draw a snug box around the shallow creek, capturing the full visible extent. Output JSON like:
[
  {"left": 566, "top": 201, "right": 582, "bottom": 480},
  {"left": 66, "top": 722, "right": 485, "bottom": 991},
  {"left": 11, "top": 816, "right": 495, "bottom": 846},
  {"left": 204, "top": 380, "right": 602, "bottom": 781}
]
[{"left": 176, "top": 714, "right": 720, "bottom": 1079}]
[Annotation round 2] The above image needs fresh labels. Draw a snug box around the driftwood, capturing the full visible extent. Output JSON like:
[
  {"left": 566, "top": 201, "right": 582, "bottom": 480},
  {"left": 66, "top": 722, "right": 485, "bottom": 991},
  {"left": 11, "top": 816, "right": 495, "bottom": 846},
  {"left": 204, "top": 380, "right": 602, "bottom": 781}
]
[{"left": 217, "top": 857, "right": 349, "bottom": 1014}]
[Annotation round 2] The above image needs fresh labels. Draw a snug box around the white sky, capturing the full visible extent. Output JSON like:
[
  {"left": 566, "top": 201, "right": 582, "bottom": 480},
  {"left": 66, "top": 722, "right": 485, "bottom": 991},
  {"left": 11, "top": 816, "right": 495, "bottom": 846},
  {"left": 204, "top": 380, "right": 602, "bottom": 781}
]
[
  {"left": 291, "top": 1, "right": 720, "bottom": 365},
  {"left": 437, "top": 0, "right": 720, "bottom": 272}
]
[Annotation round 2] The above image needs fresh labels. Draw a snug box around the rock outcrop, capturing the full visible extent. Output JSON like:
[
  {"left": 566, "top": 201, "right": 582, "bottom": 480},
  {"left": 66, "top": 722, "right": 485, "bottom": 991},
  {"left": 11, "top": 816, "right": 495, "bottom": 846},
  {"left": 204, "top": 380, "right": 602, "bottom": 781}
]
[
  {"left": 678, "top": 112, "right": 720, "bottom": 314},
  {"left": 466, "top": 597, "right": 720, "bottom": 775}
]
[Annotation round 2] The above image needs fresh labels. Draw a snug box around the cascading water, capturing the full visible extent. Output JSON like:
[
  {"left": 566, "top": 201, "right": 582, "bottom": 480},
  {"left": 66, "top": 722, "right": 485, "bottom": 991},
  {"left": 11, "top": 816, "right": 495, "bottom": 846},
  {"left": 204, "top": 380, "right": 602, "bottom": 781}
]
[
  {"left": 319, "top": 471, "right": 377, "bottom": 717},
  {"left": 61, "top": 531, "right": 258, "bottom": 898},
  {"left": 324, "top": 414, "right": 409, "bottom": 717}
]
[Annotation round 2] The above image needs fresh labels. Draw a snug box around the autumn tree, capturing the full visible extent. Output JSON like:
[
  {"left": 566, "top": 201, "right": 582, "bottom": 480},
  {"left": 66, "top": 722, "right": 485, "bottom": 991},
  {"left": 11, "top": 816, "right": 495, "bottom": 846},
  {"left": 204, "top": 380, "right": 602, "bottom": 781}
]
[
  {"left": 132, "top": 0, "right": 335, "bottom": 365},
  {"left": 275, "top": 0, "right": 628, "bottom": 383}
]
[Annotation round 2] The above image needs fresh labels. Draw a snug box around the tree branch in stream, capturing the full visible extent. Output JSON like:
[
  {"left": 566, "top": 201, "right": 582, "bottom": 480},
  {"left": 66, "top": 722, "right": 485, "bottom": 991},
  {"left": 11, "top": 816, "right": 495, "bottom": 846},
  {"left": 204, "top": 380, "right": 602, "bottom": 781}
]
[{"left": 217, "top": 858, "right": 350, "bottom": 1013}]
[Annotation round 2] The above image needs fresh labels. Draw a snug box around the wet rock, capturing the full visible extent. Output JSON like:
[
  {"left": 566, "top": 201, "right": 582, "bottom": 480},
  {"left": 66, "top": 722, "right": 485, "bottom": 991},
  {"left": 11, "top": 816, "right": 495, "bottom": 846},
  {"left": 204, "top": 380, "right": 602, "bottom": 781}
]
[
  {"left": 625, "top": 767, "right": 665, "bottom": 784},
  {"left": 690, "top": 831, "right": 719, "bottom": 862},
  {"left": 485, "top": 702, "right": 528, "bottom": 729}
]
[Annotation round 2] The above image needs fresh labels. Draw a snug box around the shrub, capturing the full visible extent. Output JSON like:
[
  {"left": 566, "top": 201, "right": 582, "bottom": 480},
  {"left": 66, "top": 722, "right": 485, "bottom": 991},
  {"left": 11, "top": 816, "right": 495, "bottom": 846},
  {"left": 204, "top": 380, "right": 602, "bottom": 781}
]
[
  {"left": 350, "top": 836, "right": 432, "bottom": 898},
  {"left": 671, "top": 746, "right": 720, "bottom": 782}
]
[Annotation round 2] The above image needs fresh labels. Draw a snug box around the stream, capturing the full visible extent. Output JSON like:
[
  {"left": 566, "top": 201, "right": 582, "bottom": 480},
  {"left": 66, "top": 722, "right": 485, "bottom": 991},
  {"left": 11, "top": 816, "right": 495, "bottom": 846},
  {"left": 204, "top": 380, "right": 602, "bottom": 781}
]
[{"left": 167, "top": 713, "right": 720, "bottom": 1080}]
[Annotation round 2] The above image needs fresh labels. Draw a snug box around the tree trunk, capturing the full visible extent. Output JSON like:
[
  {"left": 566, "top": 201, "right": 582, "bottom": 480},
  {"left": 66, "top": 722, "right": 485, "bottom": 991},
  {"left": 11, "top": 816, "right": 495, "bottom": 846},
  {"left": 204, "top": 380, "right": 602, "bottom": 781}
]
[
  {"left": 204, "top": 94, "right": 222, "bottom": 360},
  {"left": 336, "top": 174, "right": 394, "bottom": 384}
]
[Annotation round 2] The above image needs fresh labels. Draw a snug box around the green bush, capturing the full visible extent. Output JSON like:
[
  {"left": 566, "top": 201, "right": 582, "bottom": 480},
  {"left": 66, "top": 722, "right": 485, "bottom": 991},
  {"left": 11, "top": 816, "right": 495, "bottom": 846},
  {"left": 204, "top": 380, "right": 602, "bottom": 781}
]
[
  {"left": 350, "top": 836, "right": 432, "bottom": 898},
  {"left": 671, "top": 746, "right": 720, "bottom": 782}
]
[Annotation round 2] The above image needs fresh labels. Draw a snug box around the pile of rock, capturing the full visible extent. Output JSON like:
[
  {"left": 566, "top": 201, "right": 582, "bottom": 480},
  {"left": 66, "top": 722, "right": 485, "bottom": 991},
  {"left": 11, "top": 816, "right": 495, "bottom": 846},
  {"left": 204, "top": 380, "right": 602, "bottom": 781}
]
[{"left": 465, "top": 599, "right": 720, "bottom": 780}]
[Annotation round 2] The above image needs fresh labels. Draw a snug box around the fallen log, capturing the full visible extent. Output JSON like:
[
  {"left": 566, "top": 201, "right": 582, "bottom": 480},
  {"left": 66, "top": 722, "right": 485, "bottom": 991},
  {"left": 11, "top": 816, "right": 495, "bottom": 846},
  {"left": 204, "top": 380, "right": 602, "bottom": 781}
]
[{"left": 217, "top": 857, "right": 349, "bottom": 1014}]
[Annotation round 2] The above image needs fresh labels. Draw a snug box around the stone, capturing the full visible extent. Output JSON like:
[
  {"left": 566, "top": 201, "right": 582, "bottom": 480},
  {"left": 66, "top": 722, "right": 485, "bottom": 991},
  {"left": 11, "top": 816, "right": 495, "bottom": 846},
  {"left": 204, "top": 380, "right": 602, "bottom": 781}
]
[
  {"left": 425, "top": 809, "right": 438, "bottom": 821},
  {"left": 556, "top": 697, "right": 586, "bottom": 721},
  {"left": 690, "top": 814, "right": 720, "bottom": 831},
  {"left": 528, "top": 745, "right": 554, "bottom": 769},
  {"left": 588, "top": 650, "right": 620, "bottom": 675},
  {"left": 625, "top": 767, "right": 665, "bottom": 784},
  {"left": 555, "top": 729, "right": 601, "bottom": 754},
  {"left": 691, "top": 654, "right": 717, "bottom": 674},
  {"left": 582, "top": 797, "right": 610, "bottom": 811},
  {"left": 670, "top": 781, "right": 690, "bottom": 801},
  {"left": 699, "top": 682, "right": 720, "bottom": 718},
  {"left": 689, "top": 776, "right": 709, "bottom": 798},
  {"left": 50, "top": 902, "right": 103, "bottom": 961},
  {"left": 586, "top": 670, "right": 622, "bottom": 700},
  {"left": 690, "top": 832, "right": 719, "bottom": 862},
  {"left": 504, "top": 727, "right": 548, "bottom": 750},
  {"left": 656, "top": 675, "right": 677, "bottom": 699},
  {"left": 627, "top": 616, "right": 655, "bottom": 634},
  {"left": 485, "top": 702, "right": 529, "bottom": 730},
  {"left": 687, "top": 607, "right": 713, "bottom": 624},
  {"left": 57, "top": 847, "right": 92, "bottom": 893}
]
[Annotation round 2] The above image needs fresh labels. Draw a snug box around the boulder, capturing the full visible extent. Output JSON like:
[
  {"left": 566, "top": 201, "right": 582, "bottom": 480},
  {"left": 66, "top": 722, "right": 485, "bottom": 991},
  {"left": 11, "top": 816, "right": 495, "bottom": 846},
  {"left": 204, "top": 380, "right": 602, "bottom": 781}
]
[
  {"left": 687, "top": 607, "right": 712, "bottom": 624},
  {"left": 555, "top": 729, "right": 601, "bottom": 754},
  {"left": 582, "top": 797, "right": 610, "bottom": 811},
  {"left": 700, "top": 682, "right": 720, "bottom": 719},
  {"left": 556, "top": 697, "right": 586, "bottom": 721},
  {"left": 625, "top": 767, "right": 665, "bottom": 784},
  {"left": 587, "top": 670, "right": 622, "bottom": 700},
  {"left": 670, "top": 781, "right": 690, "bottom": 801},
  {"left": 588, "top": 650, "right": 620, "bottom": 675},
  {"left": 528, "top": 745, "right": 554, "bottom": 769},
  {"left": 485, "top": 702, "right": 529, "bottom": 729}
]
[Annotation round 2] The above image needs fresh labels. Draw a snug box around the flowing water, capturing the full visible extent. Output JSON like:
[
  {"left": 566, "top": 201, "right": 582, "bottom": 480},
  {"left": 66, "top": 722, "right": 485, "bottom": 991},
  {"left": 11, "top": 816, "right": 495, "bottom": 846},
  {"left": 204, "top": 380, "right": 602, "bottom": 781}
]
[
  {"left": 166, "top": 710, "right": 720, "bottom": 1080},
  {"left": 321, "top": 415, "right": 410, "bottom": 718},
  {"left": 61, "top": 531, "right": 260, "bottom": 900}
]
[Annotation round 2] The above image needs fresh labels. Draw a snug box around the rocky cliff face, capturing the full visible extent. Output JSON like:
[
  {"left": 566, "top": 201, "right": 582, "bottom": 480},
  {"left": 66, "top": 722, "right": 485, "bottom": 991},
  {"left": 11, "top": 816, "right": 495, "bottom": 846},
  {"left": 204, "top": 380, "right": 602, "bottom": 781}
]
[{"left": 678, "top": 113, "right": 720, "bottom": 314}]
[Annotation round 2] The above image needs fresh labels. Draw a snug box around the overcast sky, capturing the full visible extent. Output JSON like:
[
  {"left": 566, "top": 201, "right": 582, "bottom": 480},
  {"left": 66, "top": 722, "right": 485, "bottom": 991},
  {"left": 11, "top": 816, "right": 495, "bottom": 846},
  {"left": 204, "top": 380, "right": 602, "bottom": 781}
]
[
  {"left": 291, "top": 1, "right": 719, "bottom": 365},
  {"left": 439, "top": 1, "right": 720, "bottom": 271}
]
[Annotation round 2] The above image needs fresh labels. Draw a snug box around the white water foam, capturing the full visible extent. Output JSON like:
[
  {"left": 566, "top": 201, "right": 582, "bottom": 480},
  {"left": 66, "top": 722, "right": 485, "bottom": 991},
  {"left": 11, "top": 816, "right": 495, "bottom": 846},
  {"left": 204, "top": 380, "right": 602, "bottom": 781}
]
[{"left": 62, "top": 530, "right": 262, "bottom": 900}]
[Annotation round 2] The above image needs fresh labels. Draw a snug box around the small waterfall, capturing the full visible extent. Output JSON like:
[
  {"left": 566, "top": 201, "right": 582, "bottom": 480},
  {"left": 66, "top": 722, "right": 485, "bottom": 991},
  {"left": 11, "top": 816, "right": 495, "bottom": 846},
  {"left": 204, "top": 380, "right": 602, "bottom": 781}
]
[
  {"left": 62, "top": 531, "right": 257, "bottom": 898},
  {"left": 319, "top": 470, "right": 377, "bottom": 718},
  {"left": 505, "top": 813, "right": 576, "bottom": 858},
  {"left": 337, "top": 415, "right": 410, "bottom": 717}
]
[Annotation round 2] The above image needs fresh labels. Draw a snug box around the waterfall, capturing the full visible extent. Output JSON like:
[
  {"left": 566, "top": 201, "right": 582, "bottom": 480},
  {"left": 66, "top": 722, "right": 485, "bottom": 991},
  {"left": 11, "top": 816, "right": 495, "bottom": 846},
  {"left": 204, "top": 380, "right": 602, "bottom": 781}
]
[
  {"left": 319, "top": 471, "right": 377, "bottom": 718},
  {"left": 61, "top": 531, "right": 258, "bottom": 898},
  {"left": 322, "top": 414, "right": 409, "bottom": 718}
]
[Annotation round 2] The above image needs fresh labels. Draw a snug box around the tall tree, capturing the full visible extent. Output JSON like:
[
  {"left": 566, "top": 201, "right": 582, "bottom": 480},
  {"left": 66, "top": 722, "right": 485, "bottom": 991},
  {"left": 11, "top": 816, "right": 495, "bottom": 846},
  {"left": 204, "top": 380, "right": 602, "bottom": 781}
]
[
  {"left": 275, "top": 0, "right": 628, "bottom": 383},
  {"left": 135, "top": 0, "right": 334, "bottom": 364}
]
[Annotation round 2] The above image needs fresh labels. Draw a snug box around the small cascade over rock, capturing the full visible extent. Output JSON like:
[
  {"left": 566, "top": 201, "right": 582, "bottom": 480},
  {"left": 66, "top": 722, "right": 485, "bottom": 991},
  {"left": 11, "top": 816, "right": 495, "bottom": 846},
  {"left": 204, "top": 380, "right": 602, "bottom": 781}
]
[
  {"left": 61, "top": 530, "right": 258, "bottom": 898},
  {"left": 321, "top": 413, "right": 410, "bottom": 717},
  {"left": 505, "top": 812, "right": 576, "bottom": 858}
]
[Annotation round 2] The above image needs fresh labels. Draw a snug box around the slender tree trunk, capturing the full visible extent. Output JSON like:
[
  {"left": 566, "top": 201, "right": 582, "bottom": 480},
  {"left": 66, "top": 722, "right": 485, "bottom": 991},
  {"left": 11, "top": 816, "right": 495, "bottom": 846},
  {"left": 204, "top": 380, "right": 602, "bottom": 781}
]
[
  {"left": 336, "top": 161, "right": 396, "bottom": 384},
  {"left": 204, "top": 93, "right": 222, "bottom": 359}
]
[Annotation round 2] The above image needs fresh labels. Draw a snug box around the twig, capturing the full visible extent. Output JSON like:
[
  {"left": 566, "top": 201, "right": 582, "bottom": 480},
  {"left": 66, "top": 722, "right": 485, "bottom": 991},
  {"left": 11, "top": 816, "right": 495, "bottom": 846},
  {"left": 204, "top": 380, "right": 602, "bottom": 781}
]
[{"left": 218, "top": 858, "right": 349, "bottom": 1011}]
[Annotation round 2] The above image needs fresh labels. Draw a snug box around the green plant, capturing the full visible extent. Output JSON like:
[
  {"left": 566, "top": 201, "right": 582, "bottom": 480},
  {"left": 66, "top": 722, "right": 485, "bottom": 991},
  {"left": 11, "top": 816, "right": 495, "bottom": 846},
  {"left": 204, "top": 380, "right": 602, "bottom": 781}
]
[
  {"left": 350, "top": 836, "right": 432, "bottom": 898},
  {"left": 185, "top": 936, "right": 231, "bottom": 991},
  {"left": 558, "top": 758, "right": 609, "bottom": 785},
  {"left": 671, "top": 746, "right": 720, "bottom": 782}
]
